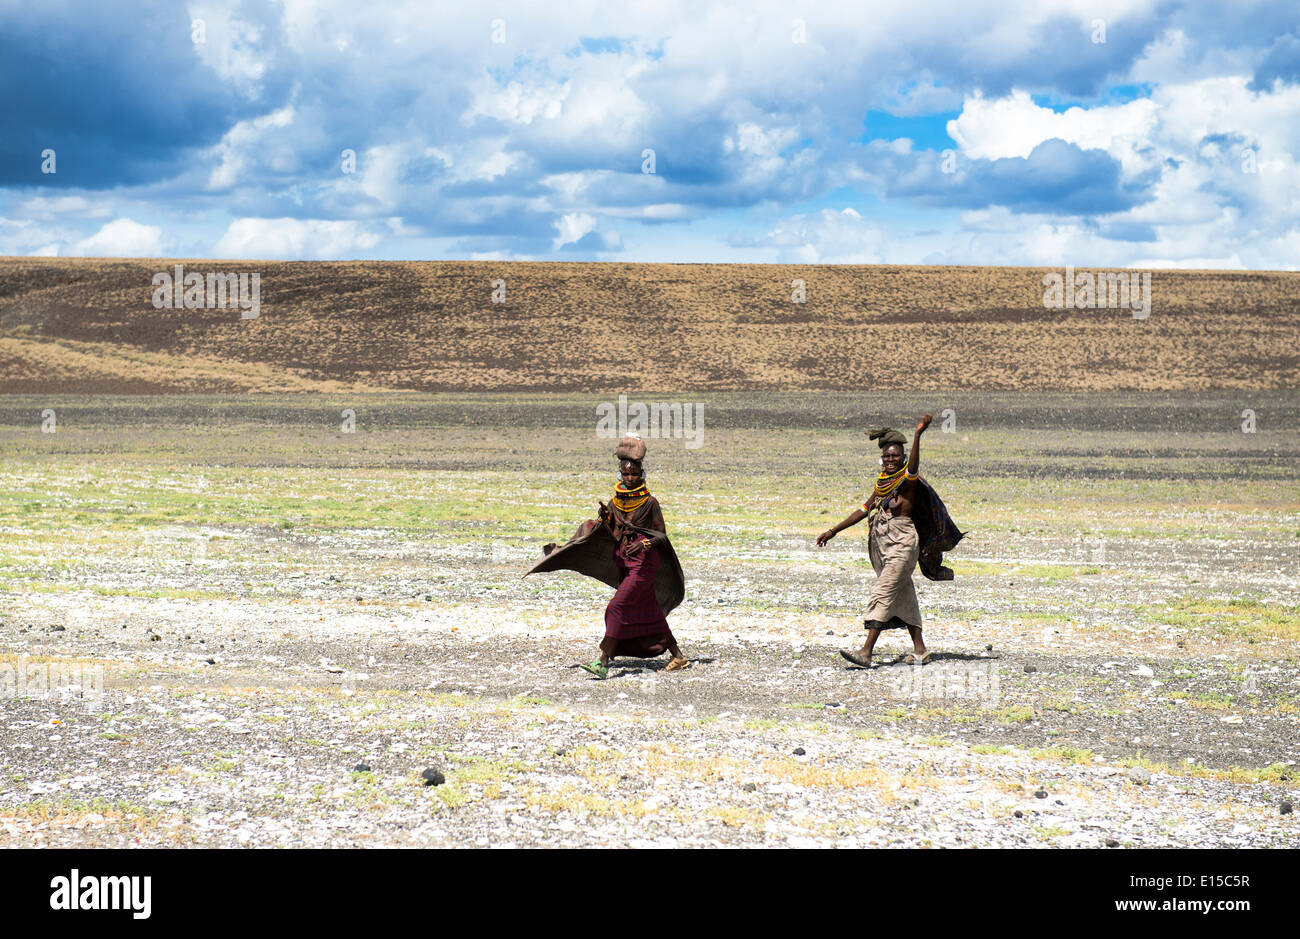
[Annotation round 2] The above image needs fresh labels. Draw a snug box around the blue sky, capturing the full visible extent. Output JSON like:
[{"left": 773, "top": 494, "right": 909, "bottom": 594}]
[{"left": 3, "top": 0, "right": 1299, "bottom": 268}]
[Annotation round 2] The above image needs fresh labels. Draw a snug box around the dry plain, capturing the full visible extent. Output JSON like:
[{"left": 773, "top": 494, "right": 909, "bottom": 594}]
[{"left": 1, "top": 391, "right": 1297, "bottom": 847}]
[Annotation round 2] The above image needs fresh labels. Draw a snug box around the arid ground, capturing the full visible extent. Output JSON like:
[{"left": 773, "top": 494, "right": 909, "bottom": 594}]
[
  {"left": 1, "top": 258, "right": 1297, "bottom": 393},
  {"left": 1, "top": 391, "right": 1297, "bottom": 847}
]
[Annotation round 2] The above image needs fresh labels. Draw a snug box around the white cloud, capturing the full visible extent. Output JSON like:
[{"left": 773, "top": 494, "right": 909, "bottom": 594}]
[
  {"left": 71, "top": 218, "right": 166, "bottom": 257},
  {"left": 205, "top": 106, "right": 297, "bottom": 191},
  {"left": 947, "top": 90, "right": 1158, "bottom": 174},
  {"left": 212, "top": 217, "right": 385, "bottom": 259},
  {"left": 188, "top": 2, "right": 270, "bottom": 93},
  {"left": 0, "top": 217, "right": 66, "bottom": 256},
  {"left": 746, "top": 207, "right": 889, "bottom": 263},
  {"left": 552, "top": 212, "right": 597, "bottom": 249},
  {"left": 16, "top": 196, "right": 113, "bottom": 219}
]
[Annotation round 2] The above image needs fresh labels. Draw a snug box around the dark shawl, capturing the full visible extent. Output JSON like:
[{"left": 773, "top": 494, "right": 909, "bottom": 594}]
[
  {"left": 524, "top": 495, "right": 686, "bottom": 615},
  {"left": 905, "top": 476, "right": 966, "bottom": 581}
]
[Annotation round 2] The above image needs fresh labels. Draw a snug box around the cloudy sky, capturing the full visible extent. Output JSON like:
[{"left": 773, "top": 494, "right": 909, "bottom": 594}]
[{"left": 3, "top": 0, "right": 1299, "bottom": 267}]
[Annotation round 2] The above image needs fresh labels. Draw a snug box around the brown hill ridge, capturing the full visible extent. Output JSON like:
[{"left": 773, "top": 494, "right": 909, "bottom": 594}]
[{"left": 1, "top": 257, "right": 1296, "bottom": 393}]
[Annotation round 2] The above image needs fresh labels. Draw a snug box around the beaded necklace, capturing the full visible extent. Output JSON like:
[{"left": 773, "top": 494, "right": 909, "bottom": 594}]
[
  {"left": 612, "top": 481, "right": 650, "bottom": 513},
  {"left": 873, "top": 466, "right": 907, "bottom": 498}
]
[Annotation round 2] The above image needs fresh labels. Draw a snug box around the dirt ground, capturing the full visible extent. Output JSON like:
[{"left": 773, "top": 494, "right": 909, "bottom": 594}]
[
  {"left": 1, "top": 391, "right": 1297, "bottom": 846},
  {"left": 2, "top": 258, "right": 1297, "bottom": 393}
]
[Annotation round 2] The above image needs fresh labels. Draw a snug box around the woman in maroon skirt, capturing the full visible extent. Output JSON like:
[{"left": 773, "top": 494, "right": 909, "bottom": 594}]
[
  {"left": 525, "top": 435, "right": 689, "bottom": 679},
  {"left": 582, "top": 446, "right": 690, "bottom": 678}
]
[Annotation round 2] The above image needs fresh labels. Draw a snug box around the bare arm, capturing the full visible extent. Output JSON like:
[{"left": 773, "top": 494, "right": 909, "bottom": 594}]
[
  {"left": 907, "top": 413, "right": 933, "bottom": 477},
  {"left": 817, "top": 507, "right": 867, "bottom": 546}
]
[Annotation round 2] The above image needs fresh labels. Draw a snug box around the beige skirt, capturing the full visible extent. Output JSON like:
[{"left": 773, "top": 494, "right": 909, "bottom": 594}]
[{"left": 864, "top": 512, "right": 922, "bottom": 629}]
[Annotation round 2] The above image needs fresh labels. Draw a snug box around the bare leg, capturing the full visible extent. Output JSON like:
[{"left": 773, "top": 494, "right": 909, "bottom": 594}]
[
  {"left": 857, "top": 627, "right": 883, "bottom": 660},
  {"left": 667, "top": 641, "right": 683, "bottom": 659},
  {"left": 906, "top": 625, "right": 926, "bottom": 655}
]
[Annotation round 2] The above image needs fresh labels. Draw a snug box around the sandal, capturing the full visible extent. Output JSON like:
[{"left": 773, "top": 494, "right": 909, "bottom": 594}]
[
  {"left": 665, "top": 656, "right": 692, "bottom": 672},
  {"left": 839, "top": 649, "right": 875, "bottom": 669},
  {"left": 579, "top": 660, "right": 609, "bottom": 679},
  {"left": 903, "top": 650, "right": 932, "bottom": 665}
]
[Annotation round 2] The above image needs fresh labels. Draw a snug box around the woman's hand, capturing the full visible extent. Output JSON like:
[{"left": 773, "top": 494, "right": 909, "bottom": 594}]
[
  {"left": 816, "top": 529, "right": 837, "bottom": 547},
  {"left": 624, "top": 537, "right": 650, "bottom": 556},
  {"left": 916, "top": 413, "right": 933, "bottom": 434}
]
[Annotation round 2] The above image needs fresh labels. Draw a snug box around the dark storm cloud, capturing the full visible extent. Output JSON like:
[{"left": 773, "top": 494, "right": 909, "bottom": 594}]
[{"left": 0, "top": 0, "right": 291, "bottom": 188}]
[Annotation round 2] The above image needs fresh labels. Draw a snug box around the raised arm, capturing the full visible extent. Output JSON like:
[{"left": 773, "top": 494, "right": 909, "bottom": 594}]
[{"left": 907, "top": 413, "right": 933, "bottom": 477}]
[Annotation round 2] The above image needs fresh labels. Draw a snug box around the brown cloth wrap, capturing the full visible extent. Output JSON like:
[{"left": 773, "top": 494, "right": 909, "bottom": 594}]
[{"left": 524, "top": 497, "right": 686, "bottom": 618}]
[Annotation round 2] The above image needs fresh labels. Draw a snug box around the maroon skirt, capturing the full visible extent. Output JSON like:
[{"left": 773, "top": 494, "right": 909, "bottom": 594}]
[{"left": 604, "top": 540, "right": 675, "bottom": 657}]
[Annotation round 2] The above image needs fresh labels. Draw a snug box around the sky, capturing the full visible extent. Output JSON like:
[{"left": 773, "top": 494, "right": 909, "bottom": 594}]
[{"left": 2, "top": 0, "right": 1299, "bottom": 268}]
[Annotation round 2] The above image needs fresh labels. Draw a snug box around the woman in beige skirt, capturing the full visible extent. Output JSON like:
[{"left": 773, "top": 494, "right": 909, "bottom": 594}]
[{"left": 818, "top": 413, "right": 963, "bottom": 668}]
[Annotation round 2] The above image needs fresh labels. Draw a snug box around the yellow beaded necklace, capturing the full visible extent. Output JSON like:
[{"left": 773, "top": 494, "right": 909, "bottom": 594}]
[
  {"left": 873, "top": 466, "right": 907, "bottom": 498},
  {"left": 612, "top": 481, "right": 650, "bottom": 513}
]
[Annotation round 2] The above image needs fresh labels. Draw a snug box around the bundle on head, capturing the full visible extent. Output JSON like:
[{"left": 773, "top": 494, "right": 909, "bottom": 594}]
[
  {"left": 614, "top": 435, "right": 646, "bottom": 462},
  {"left": 868, "top": 426, "right": 907, "bottom": 449}
]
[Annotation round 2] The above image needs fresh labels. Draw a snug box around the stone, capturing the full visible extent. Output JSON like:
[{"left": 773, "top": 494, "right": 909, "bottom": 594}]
[
  {"left": 353, "top": 763, "right": 371, "bottom": 773},
  {"left": 1013, "top": 810, "right": 1023, "bottom": 818},
  {"left": 792, "top": 747, "right": 806, "bottom": 756},
  {"left": 1024, "top": 664, "right": 1037, "bottom": 674},
  {"left": 421, "top": 768, "right": 445, "bottom": 786},
  {"left": 1127, "top": 767, "right": 1151, "bottom": 785},
  {"left": 985, "top": 644, "right": 993, "bottom": 652},
  {"left": 1034, "top": 790, "right": 1048, "bottom": 799},
  {"left": 1281, "top": 802, "right": 1293, "bottom": 816},
  {"left": 742, "top": 782, "right": 757, "bottom": 793},
  {"left": 1105, "top": 838, "right": 1120, "bottom": 848}
]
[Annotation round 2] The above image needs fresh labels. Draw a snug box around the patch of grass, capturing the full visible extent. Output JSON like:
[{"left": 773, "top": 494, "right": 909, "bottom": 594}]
[
  {"left": 522, "top": 786, "right": 650, "bottom": 819},
  {"left": 1120, "top": 753, "right": 1293, "bottom": 785},
  {"left": 1043, "top": 696, "right": 1079, "bottom": 713},
  {"left": 953, "top": 560, "right": 1098, "bottom": 581},
  {"left": 704, "top": 805, "right": 769, "bottom": 828},
  {"left": 972, "top": 744, "right": 1011, "bottom": 755},
  {"left": 1144, "top": 598, "right": 1300, "bottom": 642},
  {"left": 509, "top": 694, "right": 552, "bottom": 707},
  {"left": 785, "top": 702, "right": 824, "bottom": 711},
  {"left": 2, "top": 797, "right": 174, "bottom": 833},
  {"left": 451, "top": 755, "right": 531, "bottom": 786},
  {"left": 566, "top": 744, "right": 626, "bottom": 763},
  {"left": 1167, "top": 691, "right": 1235, "bottom": 711},
  {"left": 1029, "top": 746, "right": 1096, "bottom": 765},
  {"left": 993, "top": 706, "right": 1035, "bottom": 724},
  {"left": 1033, "top": 825, "right": 1071, "bottom": 839},
  {"left": 762, "top": 757, "right": 901, "bottom": 792}
]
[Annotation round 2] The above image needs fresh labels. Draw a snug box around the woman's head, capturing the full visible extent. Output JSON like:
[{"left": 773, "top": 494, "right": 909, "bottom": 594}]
[
  {"left": 880, "top": 442, "right": 905, "bottom": 474},
  {"left": 619, "top": 459, "right": 644, "bottom": 487}
]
